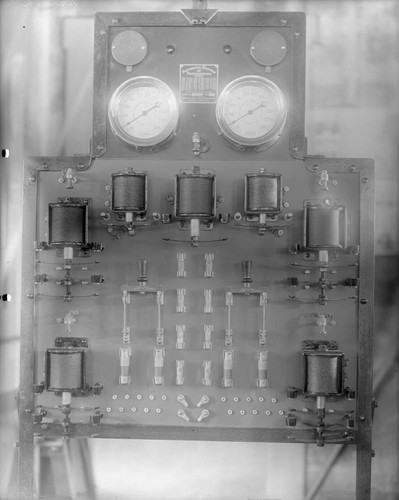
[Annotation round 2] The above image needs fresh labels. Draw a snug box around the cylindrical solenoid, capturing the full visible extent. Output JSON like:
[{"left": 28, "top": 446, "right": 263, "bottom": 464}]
[
  {"left": 244, "top": 172, "right": 282, "bottom": 214},
  {"left": 48, "top": 202, "right": 88, "bottom": 247},
  {"left": 45, "top": 348, "right": 86, "bottom": 392},
  {"left": 175, "top": 168, "right": 216, "bottom": 219},
  {"left": 111, "top": 172, "right": 147, "bottom": 213},
  {"left": 304, "top": 205, "right": 347, "bottom": 249},
  {"left": 303, "top": 351, "right": 344, "bottom": 396}
]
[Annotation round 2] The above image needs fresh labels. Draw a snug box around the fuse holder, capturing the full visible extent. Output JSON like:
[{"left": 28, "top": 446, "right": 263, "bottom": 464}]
[
  {"left": 257, "top": 351, "right": 269, "bottom": 388},
  {"left": 119, "top": 347, "right": 131, "bottom": 385},
  {"left": 175, "top": 360, "right": 185, "bottom": 385},
  {"left": 222, "top": 351, "right": 233, "bottom": 388},
  {"left": 203, "top": 360, "right": 212, "bottom": 386},
  {"left": 203, "top": 325, "right": 213, "bottom": 350},
  {"left": 153, "top": 348, "right": 165, "bottom": 385}
]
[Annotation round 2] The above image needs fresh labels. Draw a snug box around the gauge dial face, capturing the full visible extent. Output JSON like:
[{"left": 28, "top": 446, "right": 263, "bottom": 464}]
[
  {"left": 108, "top": 76, "right": 179, "bottom": 148},
  {"left": 216, "top": 76, "right": 287, "bottom": 148}
]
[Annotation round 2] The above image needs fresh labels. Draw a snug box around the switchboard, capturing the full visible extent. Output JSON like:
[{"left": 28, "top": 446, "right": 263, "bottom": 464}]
[{"left": 18, "top": 10, "right": 374, "bottom": 500}]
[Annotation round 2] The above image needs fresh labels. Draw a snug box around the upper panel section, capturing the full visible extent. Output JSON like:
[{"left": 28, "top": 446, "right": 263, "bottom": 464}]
[{"left": 92, "top": 10, "right": 306, "bottom": 161}]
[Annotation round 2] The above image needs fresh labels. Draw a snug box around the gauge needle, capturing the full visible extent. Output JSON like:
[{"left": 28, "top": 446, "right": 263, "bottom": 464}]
[
  {"left": 124, "top": 102, "right": 161, "bottom": 126},
  {"left": 228, "top": 101, "right": 266, "bottom": 126}
]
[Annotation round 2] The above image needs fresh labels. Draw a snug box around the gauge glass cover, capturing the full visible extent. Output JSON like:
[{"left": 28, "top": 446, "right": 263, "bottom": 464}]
[
  {"left": 108, "top": 76, "right": 179, "bottom": 148},
  {"left": 216, "top": 76, "right": 287, "bottom": 148},
  {"left": 111, "top": 30, "right": 148, "bottom": 67}
]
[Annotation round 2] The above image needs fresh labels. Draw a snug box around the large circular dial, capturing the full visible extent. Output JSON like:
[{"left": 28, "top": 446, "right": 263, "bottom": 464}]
[
  {"left": 108, "top": 76, "right": 179, "bottom": 149},
  {"left": 216, "top": 76, "right": 287, "bottom": 149}
]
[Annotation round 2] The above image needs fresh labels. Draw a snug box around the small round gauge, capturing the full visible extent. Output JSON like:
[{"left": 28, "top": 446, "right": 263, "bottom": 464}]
[
  {"left": 216, "top": 75, "right": 287, "bottom": 149},
  {"left": 250, "top": 31, "right": 287, "bottom": 67},
  {"left": 108, "top": 76, "right": 179, "bottom": 149},
  {"left": 111, "top": 30, "right": 148, "bottom": 67}
]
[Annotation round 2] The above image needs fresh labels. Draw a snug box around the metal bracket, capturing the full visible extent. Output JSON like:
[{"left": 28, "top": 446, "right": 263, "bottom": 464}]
[
  {"left": 180, "top": 9, "right": 218, "bottom": 25},
  {"left": 55, "top": 337, "right": 88, "bottom": 348}
]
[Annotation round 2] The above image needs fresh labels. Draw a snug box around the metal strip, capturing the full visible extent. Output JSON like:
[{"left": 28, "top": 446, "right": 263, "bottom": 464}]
[
  {"left": 304, "top": 157, "right": 372, "bottom": 174},
  {"left": 18, "top": 160, "right": 38, "bottom": 500},
  {"left": 25, "top": 155, "right": 93, "bottom": 172},
  {"left": 356, "top": 160, "right": 375, "bottom": 500},
  {"left": 96, "top": 11, "right": 307, "bottom": 28},
  {"left": 92, "top": 13, "right": 109, "bottom": 158},
  {"left": 33, "top": 422, "right": 356, "bottom": 444},
  {"left": 288, "top": 13, "right": 306, "bottom": 159}
]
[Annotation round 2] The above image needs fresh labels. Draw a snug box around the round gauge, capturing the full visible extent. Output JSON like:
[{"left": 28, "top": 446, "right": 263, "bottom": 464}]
[
  {"left": 250, "top": 31, "right": 287, "bottom": 67},
  {"left": 216, "top": 76, "right": 287, "bottom": 149},
  {"left": 108, "top": 76, "right": 179, "bottom": 149},
  {"left": 111, "top": 30, "right": 148, "bottom": 67}
]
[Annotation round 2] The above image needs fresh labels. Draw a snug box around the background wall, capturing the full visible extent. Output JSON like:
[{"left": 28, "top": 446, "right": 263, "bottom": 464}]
[{"left": 1, "top": 1, "right": 398, "bottom": 499}]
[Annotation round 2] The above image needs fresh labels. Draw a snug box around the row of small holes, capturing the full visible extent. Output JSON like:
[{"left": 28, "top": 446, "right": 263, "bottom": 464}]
[
  {"left": 111, "top": 395, "right": 278, "bottom": 403},
  {"left": 112, "top": 394, "right": 167, "bottom": 401},
  {"left": 105, "top": 407, "right": 285, "bottom": 416}
]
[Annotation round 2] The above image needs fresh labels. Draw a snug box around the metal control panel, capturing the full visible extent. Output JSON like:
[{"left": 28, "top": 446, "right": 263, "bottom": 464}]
[
  {"left": 92, "top": 11, "right": 306, "bottom": 161},
  {"left": 18, "top": 10, "right": 374, "bottom": 500}
]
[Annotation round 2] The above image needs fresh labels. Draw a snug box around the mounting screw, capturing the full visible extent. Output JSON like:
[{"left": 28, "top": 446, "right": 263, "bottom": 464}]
[
  {"left": 360, "top": 299, "right": 368, "bottom": 305},
  {"left": 41, "top": 163, "right": 48, "bottom": 169},
  {"left": 359, "top": 416, "right": 366, "bottom": 422}
]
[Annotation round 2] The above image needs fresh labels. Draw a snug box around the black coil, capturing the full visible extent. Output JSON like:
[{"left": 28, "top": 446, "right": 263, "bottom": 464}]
[
  {"left": 47, "top": 351, "right": 84, "bottom": 391},
  {"left": 306, "top": 206, "right": 341, "bottom": 248},
  {"left": 48, "top": 204, "right": 87, "bottom": 246},
  {"left": 112, "top": 173, "right": 146, "bottom": 212},
  {"left": 176, "top": 175, "right": 214, "bottom": 218},
  {"left": 246, "top": 174, "right": 280, "bottom": 213},
  {"left": 304, "top": 353, "right": 342, "bottom": 395}
]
